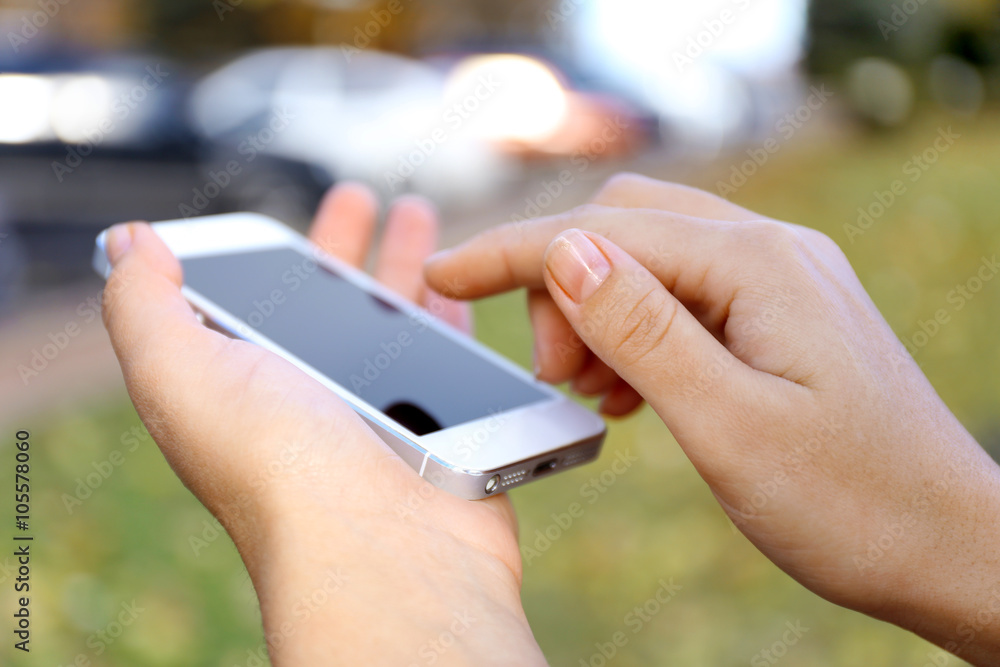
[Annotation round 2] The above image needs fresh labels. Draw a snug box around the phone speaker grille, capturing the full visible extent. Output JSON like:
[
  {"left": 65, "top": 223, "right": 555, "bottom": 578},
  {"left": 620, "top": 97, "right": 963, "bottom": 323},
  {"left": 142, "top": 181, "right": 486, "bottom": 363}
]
[
  {"left": 561, "top": 446, "right": 598, "bottom": 469},
  {"left": 501, "top": 470, "right": 526, "bottom": 487}
]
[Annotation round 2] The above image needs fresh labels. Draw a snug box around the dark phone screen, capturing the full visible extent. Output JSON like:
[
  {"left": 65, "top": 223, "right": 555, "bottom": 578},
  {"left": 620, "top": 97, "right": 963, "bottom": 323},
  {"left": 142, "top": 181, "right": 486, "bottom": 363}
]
[{"left": 182, "top": 247, "right": 547, "bottom": 434}]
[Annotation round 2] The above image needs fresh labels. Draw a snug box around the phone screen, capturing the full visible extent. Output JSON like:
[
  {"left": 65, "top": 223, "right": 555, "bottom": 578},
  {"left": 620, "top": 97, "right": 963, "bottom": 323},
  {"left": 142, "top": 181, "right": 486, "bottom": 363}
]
[{"left": 181, "top": 247, "right": 548, "bottom": 435}]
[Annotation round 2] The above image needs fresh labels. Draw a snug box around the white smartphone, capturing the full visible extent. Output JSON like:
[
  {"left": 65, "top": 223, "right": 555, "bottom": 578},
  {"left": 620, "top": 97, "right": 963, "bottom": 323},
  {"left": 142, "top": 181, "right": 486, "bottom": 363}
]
[{"left": 93, "top": 213, "right": 606, "bottom": 500}]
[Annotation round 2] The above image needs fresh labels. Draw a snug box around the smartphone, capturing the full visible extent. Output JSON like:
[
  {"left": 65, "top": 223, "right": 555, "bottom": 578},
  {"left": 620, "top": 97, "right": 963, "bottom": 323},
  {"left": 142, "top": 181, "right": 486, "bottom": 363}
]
[{"left": 93, "top": 213, "right": 606, "bottom": 499}]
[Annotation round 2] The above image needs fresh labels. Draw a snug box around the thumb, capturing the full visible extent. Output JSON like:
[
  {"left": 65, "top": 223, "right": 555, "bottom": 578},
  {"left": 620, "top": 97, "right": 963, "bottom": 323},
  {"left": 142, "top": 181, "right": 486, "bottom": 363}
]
[
  {"left": 100, "top": 222, "right": 235, "bottom": 440},
  {"left": 101, "top": 222, "right": 213, "bottom": 366},
  {"left": 542, "top": 229, "right": 760, "bottom": 446}
]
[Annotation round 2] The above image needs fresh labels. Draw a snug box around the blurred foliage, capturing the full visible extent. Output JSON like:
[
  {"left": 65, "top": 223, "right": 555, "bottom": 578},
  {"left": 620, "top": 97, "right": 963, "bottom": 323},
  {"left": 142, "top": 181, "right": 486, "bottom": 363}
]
[
  {"left": 133, "top": 0, "right": 557, "bottom": 60},
  {"left": 6, "top": 108, "right": 1000, "bottom": 665},
  {"left": 807, "top": 0, "right": 1000, "bottom": 79}
]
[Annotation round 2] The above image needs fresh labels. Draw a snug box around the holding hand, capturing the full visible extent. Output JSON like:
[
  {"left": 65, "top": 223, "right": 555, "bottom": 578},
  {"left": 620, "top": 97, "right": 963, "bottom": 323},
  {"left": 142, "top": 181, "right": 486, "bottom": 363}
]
[
  {"left": 426, "top": 173, "right": 1000, "bottom": 663},
  {"left": 101, "top": 184, "right": 545, "bottom": 666}
]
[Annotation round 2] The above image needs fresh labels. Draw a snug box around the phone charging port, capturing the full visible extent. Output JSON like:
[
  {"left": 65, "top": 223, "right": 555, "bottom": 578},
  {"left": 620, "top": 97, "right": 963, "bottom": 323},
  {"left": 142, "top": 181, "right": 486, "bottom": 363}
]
[{"left": 532, "top": 459, "right": 558, "bottom": 477}]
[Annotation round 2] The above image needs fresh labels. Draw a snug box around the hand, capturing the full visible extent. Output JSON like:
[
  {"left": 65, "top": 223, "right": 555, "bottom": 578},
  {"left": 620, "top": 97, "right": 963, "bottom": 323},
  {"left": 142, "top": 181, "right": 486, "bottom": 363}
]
[
  {"left": 101, "top": 184, "right": 545, "bottom": 666},
  {"left": 425, "top": 173, "right": 1000, "bottom": 663}
]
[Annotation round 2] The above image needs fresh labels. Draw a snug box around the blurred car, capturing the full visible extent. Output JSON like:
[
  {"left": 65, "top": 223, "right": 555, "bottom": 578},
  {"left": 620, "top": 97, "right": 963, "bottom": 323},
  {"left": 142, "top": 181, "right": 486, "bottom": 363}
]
[
  {"left": 190, "top": 47, "right": 511, "bottom": 206},
  {"left": 424, "top": 48, "right": 653, "bottom": 161},
  {"left": 0, "top": 53, "right": 331, "bottom": 292},
  {"left": 189, "top": 48, "right": 648, "bottom": 206}
]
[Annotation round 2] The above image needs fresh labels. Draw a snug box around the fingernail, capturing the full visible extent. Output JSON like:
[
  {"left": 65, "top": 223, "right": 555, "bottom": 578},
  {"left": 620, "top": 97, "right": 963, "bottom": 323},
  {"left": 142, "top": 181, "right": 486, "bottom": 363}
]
[
  {"left": 532, "top": 347, "right": 541, "bottom": 377},
  {"left": 105, "top": 224, "right": 134, "bottom": 265},
  {"left": 546, "top": 230, "right": 611, "bottom": 303}
]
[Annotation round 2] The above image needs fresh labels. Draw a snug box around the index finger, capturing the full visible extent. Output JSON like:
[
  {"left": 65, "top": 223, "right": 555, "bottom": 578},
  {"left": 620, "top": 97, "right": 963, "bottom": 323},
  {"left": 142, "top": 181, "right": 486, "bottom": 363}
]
[{"left": 424, "top": 205, "right": 736, "bottom": 302}]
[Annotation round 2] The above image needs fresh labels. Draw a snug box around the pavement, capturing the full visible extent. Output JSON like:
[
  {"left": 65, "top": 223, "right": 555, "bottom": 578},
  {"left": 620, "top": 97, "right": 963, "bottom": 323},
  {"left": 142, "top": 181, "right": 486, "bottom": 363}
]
[{"left": 0, "top": 281, "right": 129, "bottom": 429}]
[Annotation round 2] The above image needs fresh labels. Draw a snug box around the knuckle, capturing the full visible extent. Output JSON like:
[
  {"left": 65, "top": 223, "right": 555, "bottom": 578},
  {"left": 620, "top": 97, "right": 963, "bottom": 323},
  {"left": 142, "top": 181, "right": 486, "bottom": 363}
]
[
  {"left": 487, "top": 220, "right": 527, "bottom": 243},
  {"left": 744, "top": 220, "right": 808, "bottom": 262},
  {"left": 607, "top": 287, "right": 677, "bottom": 369},
  {"left": 804, "top": 227, "right": 847, "bottom": 259},
  {"left": 597, "top": 172, "right": 646, "bottom": 198},
  {"left": 803, "top": 227, "right": 833, "bottom": 246},
  {"left": 566, "top": 202, "right": 609, "bottom": 225}
]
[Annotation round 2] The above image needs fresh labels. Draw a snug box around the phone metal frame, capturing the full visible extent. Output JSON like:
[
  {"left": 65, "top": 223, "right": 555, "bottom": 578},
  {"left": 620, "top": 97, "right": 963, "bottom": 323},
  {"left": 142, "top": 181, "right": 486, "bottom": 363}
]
[{"left": 94, "top": 213, "right": 606, "bottom": 500}]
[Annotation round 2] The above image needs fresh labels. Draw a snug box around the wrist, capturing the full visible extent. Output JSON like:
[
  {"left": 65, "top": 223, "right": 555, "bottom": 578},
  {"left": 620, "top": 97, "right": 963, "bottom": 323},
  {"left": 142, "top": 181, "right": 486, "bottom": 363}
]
[
  {"left": 872, "top": 437, "right": 1000, "bottom": 664},
  {"left": 236, "top": 488, "right": 544, "bottom": 666}
]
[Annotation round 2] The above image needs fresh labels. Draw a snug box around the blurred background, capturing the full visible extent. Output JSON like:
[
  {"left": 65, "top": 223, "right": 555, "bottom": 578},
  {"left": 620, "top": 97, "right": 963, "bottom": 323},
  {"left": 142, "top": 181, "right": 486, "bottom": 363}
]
[{"left": 1, "top": 0, "right": 999, "bottom": 664}]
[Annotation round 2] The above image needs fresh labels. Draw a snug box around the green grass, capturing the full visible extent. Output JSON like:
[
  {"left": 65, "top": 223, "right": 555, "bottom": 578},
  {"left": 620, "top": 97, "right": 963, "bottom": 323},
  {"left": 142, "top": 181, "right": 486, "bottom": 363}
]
[{"left": 6, "top": 109, "right": 1000, "bottom": 665}]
